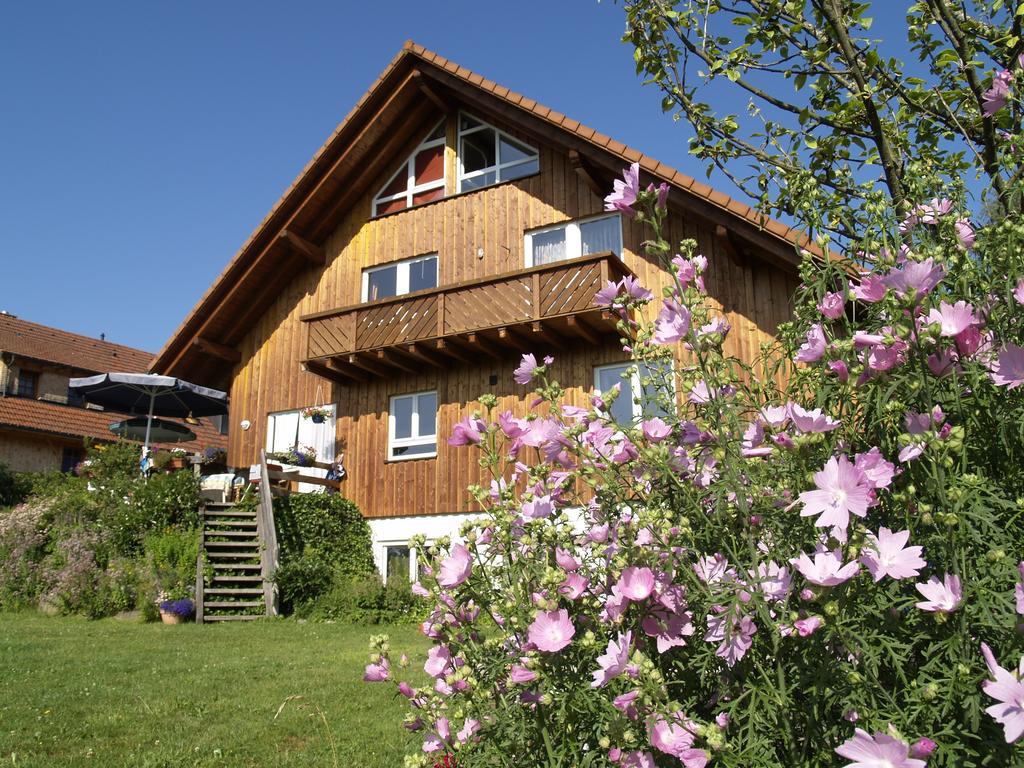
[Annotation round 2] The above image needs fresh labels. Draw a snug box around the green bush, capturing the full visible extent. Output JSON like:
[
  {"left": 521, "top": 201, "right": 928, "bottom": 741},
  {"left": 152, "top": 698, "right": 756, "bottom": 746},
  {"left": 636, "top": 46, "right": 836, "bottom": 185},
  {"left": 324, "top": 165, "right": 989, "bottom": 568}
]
[
  {"left": 133, "top": 470, "right": 200, "bottom": 530},
  {"left": 143, "top": 527, "right": 198, "bottom": 602},
  {"left": 0, "top": 462, "right": 31, "bottom": 508},
  {"left": 298, "top": 573, "right": 425, "bottom": 624}
]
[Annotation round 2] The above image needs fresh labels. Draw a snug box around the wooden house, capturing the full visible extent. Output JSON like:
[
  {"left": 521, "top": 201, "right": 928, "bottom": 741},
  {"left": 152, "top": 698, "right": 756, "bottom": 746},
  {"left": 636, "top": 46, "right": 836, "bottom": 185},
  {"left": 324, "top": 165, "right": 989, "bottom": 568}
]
[{"left": 151, "top": 42, "right": 813, "bottom": 580}]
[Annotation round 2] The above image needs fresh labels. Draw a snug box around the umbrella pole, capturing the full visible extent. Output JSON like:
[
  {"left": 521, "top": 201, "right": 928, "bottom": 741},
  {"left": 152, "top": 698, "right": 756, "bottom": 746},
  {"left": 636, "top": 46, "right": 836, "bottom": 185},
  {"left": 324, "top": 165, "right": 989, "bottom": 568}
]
[{"left": 143, "top": 390, "right": 156, "bottom": 452}]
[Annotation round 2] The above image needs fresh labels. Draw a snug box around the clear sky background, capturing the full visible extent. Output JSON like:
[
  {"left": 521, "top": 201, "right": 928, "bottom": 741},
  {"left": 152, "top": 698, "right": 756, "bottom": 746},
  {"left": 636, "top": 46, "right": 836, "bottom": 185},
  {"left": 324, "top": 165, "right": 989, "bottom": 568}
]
[{"left": 0, "top": 1, "right": 907, "bottom": 355}]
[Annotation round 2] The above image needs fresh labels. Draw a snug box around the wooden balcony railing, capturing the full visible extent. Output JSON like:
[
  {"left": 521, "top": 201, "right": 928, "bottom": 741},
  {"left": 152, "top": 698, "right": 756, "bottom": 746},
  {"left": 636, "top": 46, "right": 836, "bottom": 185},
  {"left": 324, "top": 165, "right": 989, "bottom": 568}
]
[{"left": 301, "top": 252, "right": 633, "bottom": 381}]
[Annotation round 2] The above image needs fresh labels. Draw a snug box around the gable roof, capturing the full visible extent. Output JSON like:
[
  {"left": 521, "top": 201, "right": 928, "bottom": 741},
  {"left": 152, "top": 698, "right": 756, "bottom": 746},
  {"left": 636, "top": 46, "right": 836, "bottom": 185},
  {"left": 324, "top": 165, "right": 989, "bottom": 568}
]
[
  {"left": 0, "top": 313, "right": 152, "bottom": 373},
  {"left": 152, "top": 41, "right": 820, "bottom": 387}
]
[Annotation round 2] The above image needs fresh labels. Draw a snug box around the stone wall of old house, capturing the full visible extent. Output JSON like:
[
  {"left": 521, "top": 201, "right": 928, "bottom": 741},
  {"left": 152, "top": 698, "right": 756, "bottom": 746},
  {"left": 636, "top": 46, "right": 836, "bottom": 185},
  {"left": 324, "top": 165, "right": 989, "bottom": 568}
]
[
  {"left": 37, "top": 370, "right": 69, "bottom": 403},
  {"left": 0, "top": 430, "right": 64, "bottom": 473}
]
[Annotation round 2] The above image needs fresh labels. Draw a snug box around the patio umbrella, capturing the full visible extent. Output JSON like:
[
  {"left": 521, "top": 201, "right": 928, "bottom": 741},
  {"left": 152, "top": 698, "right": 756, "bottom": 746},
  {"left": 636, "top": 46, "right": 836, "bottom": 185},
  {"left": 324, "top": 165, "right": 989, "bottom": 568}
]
[
  {"left": 108, "top": 417, "right": 196, "bottom": 444},
  {"left": 69, "top": 373, "right": 228, "bottom": 452}
]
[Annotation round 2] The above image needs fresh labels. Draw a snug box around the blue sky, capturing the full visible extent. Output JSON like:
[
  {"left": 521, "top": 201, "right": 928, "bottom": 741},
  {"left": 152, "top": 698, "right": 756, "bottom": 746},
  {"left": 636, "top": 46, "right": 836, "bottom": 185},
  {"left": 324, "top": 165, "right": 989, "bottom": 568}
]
[{"left": 0, "top": 2, "right": 905, "bottom": 355}]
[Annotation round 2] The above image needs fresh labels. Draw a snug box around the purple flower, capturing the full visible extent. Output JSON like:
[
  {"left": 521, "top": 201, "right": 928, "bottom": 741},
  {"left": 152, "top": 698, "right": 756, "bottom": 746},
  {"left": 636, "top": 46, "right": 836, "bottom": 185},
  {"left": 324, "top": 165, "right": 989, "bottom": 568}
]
[
  {"left": 861, "top": 528, "right": 926, "bottom": 582},
  {"left": 653, "top": 299, "right": 691, "bottom": 344},
  {"left": 558, "top": 572, "right": 589, "bottom": 600},
  {"left": 818, "top": 291, "right": 846, "bottom": 319},
  {"left": 363, "top": 658, "right": 390, "bottom": 682},
  {"left": 528, "top": 608, "right": 575, "bottom": 652},
  {"left": 647, "top": 713, "right": 701, "bottom": 760},
  {"left": 926, "top": 300, "right": 978, "bottom": 337},
  {"left": 798, "top": 456, "right": 872, "bottom": 536},
  {"left": 594, "top": 280, "right": 621, "bottom": 307},
  {"left": 591, "top": 631, "right": 632, "bottom": 688},
  {"left": 513, "top": 353, "right": 541, "bottom": 385},
  {"left": 882, "top": 258, "right": 945, "bottom": 300},
  {"left": 449, "top": 415, "right": 486, "bottom": 446},
  {"left": 617, "top": 566, "right": 656, "bottom": 601},
  {"left": 955, "top": 218, "right": 976, "bottom": 250},
  {"left": 980, "top": 642, "right": 1024, "bottom": 742},
  {"left": 605, "top": 162, "right": 640, "bottom": 217},
  {"left": 795, "top": 324, "right": 827, "bottom": 363},
  {"left": 915, "top": 573, "right": 962, "bottom": 613},
  {"left": 1014, "top": 278, "right": 1024, "bottom": 306},
  {"left": 789, "top": 403, "right": 840, "bottom": 433},
  {"left": 794, "top": 616, "right": 823, "bottom": 636},
  {"left": 555, "top": 547, "right": 580, "bottom": 571},
  {"left": 850, "top": 274, "right": 886, "bottom": 303},
  {"left": 642, "top": 609, "right": 695, "bottom": 653},
  {"left": 990, "top": 344, "right": 1024, "bottom": 389},
  {"left": 705, "top": 611, "right": 757, "bottom": 667},
  {"left": 983, "top": 68, "right": 1013, "bottom": 117},
  {"left": 456, "top": 718, "right": 481, "bottom": 744},
  {"left": 620, "top": 275, "right": 654, "bottom": 302},
  {"left": 1016, "top": 562, "right": 1024, "bottom": 615},
  {"left": 424, "top": 645, "right": 452, "bottom": 678},
  {"left": 438, "top": 544, "right": 472, "bottom": 588},
  {"left": 791, "top": 549, "right": 860, "bottom": 586},
  {"left": 641, "top": 417, "right": 672, "bottom": 443},
  {"left": 509, "top": 663, "right": 537, "bottom": 684},
  {"left": 835, "top": 729, "right": 926, "bottom": 768},
  {"left": 521, "top": 494, "right": 555, "bottom": 519},
  {"left": 909, "top": 738, "right": 936, "bottom": 760},
  {"left": 854, "top": 447, "right": 895, "bottom": 489},
  {"left": 752, "top": 560, "right": 792, "bottom": 602}
]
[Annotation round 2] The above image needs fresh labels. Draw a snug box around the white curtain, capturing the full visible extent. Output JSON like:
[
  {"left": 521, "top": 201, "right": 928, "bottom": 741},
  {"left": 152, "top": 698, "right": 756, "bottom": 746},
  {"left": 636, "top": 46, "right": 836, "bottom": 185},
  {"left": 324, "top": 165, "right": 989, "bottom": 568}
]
[{"left": 265, "top": 406, "right": 337, "bottom": 493}]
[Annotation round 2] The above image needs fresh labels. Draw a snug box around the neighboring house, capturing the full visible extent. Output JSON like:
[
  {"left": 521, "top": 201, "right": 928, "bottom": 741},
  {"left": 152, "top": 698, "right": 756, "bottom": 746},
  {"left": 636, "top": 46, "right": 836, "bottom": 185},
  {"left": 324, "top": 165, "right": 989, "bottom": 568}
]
[
  {"left": 0, "top": 312, "right": 227, "bottom": 473},
  {"left": 151, "top": 42, "right": 815, "bottom": 580}
]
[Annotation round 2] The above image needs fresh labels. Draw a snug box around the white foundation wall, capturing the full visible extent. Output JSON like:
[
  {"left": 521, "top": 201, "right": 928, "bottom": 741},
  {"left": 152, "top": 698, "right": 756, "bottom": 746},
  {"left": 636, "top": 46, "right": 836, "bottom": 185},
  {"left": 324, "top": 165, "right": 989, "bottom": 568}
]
[{"left": 368, "top": 512, "right": 481, "bottom": 580}]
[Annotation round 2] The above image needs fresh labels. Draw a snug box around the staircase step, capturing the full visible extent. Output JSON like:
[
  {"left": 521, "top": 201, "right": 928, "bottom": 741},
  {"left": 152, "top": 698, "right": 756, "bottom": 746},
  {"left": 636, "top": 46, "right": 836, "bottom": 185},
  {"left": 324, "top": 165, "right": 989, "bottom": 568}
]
[
  {"left": 205, "top": 540, "right": 259, "bottom": 548},
  {"left": 203, "top": 520, "right": 257, "bottom": 528},
  {"left": 211, "top": 562, "right": 262, "bottom": 570},
  {"left": 211, "top": 575, "right": 263, "bottom": 583},
  {"left": 204, "top": 530, "right": 259, "bottom": 539},
  {"left": 204, "top": 601, "right": 265, "bottom": 609},
  {"left": 204, "top": 614, "right": 262, "bottom": 622},
  {"left": 204, "top": 588, "right": 265, "bottom": 596},
  {"left": 204, "top": 510, "right": 257, "bottom": 518}
]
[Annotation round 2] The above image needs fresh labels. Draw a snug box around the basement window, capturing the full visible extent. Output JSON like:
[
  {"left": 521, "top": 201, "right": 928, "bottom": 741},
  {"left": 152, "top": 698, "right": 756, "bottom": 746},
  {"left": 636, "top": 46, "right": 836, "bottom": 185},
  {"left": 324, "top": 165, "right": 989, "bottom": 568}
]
[
  {"left": 524, "top": 214, "right": 622, "bottom": 267},
  {"left": 373, "top": 120, "right": 447, "bottom": 216},
  {"left": 388, "top": 390, "right": 437, "bottom": 460},
  {"left": 594, "top": 361, "right": 673, "bottom": 425},
  {"left": 457, "top": 114, "right": 538, "bottom": 192},
  {"left": 362, "top": 253, "right": 438, "bottom": 302}
]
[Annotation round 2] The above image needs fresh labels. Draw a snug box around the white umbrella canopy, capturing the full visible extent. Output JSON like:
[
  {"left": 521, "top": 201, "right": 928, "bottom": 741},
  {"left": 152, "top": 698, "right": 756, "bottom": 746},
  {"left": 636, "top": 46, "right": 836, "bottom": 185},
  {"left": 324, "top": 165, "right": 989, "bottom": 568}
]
[{"left": 69, "top": 373, "right": 228, "bottom": 452}]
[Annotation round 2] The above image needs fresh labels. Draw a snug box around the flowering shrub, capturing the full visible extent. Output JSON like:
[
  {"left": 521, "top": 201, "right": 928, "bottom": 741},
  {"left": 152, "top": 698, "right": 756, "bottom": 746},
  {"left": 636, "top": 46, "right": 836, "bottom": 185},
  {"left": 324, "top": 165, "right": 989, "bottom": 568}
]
[{"left": 366, "top": 169, "right": 1024, "bottom": 765}]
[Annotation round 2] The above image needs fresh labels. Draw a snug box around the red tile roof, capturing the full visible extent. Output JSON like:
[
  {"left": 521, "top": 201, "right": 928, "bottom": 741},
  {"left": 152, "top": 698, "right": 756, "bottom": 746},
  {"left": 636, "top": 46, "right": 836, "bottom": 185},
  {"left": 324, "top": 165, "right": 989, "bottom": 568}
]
[
  {"left": 0, "top": 313, "right": 152, "bottom": 373},
  {"left": 0, "top": 396, "right": 226, "bottom": 452}
]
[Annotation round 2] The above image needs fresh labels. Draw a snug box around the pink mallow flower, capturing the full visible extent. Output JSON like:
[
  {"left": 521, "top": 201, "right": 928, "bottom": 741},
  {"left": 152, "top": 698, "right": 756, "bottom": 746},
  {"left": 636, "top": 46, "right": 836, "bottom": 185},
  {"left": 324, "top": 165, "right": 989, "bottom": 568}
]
[
  {"left": 789, "top": 403, "right": 840, "bottom": 433},
  {"left": 605, "top": 162, "right": 640, "bottom": 217},
  {"left": 955, "top": 219, "right": 976, "bottom": 250},
  {"left": 818, "top": 291, "right": 846, "bottom": 319},
  {"left": 794, "top": 616, "right": 823, "bottom": 637},
  {"left": 1014, "top": 278, "right": 1024, "bottom": 306},
  {"left": 513, "top": 353, "right": 541, "bottom": 385},
  {"left": 1015, "top": 562, "right": 1024, "bottom": 615},
  {"left": 617, "top": 566, "right": 656, "bottom": 601},
  {"left": 653, "top": 299, "right": 691, "bottom": 344},
  {"left": 914, "top": 573, "right": 962, "bottom": 613},
  {"left": 448, "top": 415, "right": 486, "bottom": 446},
  {"left": 795, "top": 324, "right": 827, "bottom": 363},
  {"left": 980, "top": 642, "right": 1024, "bottom": 743},
  {"left": 591, "top": 631, "right": 632, "bottom": 688},
  {"left": 854, "top": 447, "right": 895, "bottom": 489},
  {"left": 437, "top": 544, "right": 472, "bottom": 588},
  {"left": 990, "top": 343, "right": 1024, "bottom": 389},
  {"left": 798, "top": 455, "right": 872, "bottom": 536},
  {"left": 791, "top": 549, "right": 860, "bottom": 586},
  {"left": 510, "top": 663, "right": 537, "bottom": 685},
  {"left": 882, "top": 258, "right": 945, "bottom": 301},
  {"left": 705, "top": 612, "right": 757, "bottom": 667},
  {"left": 835, "top": 728, "right": 926, "bottom": 768},
  {"left": 363, "top": 657, "right": 390, "bottom": 682},
  {"left": 521, "top": 494, "right": 555, "bottom": 519},
  {"left": 528, "top": 608, "right": 575, "bottom": 652},
  {"left": 861, "top": 528, "right": 926, "bottom": 582},
  {"left": 647, "top": 714, "right": 707, "bottom": 766},
  {"left": 850, "top": 274, "right": 886, "bottom": 303},
  {"left": 926, "top": 300, "right": 978, "bottom": 337},
  {"left": 641, "top": 417, "right": 671, "bottom": 443},
  {"left": 983, "top": 68, "right": 1013, "bottom": 117},
  {"left": 642, "top": 609, "right": 695, "bottom": 653}
]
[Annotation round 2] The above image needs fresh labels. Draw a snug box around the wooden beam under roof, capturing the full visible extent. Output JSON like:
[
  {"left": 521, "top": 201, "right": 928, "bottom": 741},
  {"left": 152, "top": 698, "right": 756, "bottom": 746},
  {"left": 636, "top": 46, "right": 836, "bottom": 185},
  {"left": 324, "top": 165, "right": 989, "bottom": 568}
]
[
  {"left": 278, "top": 230, "right": 326, "bottom": 266},
  {"left": 376, "top": 349, "right": 418, "bottom": 374},
  {"left": 566, "top": 315, "right": 601, "bottom": 345},
  {"left": 466, "top": 332, "right": 502, "bottom": 360},
  {"left": 531, "top": 321, "right": 566, "bottom": 351},
  {"left": 411, "top": 69, "right": 453, "bottom": 113},
  {"left": 192, "top": 336, "right": 241, "bottom": 363},
  {"left": 302, "top": 359, "right": 362, "bottom": 384},
  {"left": 346, "top": 353, "right": 392, "bottom": 377},
  {"left": 569, "top": 149, "right": 609, "bottom": 199},
  {"left": 435, "top": 338, "right": 474, "bottom": 364},
  {"left": 403, "top": 342, "right": 445, "bottom": 368}
]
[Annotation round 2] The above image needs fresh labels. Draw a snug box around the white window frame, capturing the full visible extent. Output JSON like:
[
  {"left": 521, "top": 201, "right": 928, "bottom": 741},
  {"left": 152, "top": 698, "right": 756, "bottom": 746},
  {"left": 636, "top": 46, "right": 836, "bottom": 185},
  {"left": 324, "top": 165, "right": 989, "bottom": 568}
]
[
  {"left": 379, "top": 541, "right": 419, "bottom": 582},
  {"left": 373, "top": 120, "right": 447, "bottom": 216},
  {"left": 361, "top": 253, "right": 439, "bottom": 303},
  {"left": 594, "top": 361, "right": 675, "bottom": 423},
  {"left": 456, "top": 112, "right": 539, "bottom": 193},
  {"left": 387, "top": 389, "right": 438, "bottom": 461},
  {"left": 523, "top": 213, "right": 623, "bottom": 268}
]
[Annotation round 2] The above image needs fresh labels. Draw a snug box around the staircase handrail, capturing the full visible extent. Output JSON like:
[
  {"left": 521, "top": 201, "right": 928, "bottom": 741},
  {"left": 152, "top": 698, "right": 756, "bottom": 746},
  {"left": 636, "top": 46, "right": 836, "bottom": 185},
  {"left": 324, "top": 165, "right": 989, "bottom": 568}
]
[{"left": 258, "top": 450, "right": 280, "bottom": 617}]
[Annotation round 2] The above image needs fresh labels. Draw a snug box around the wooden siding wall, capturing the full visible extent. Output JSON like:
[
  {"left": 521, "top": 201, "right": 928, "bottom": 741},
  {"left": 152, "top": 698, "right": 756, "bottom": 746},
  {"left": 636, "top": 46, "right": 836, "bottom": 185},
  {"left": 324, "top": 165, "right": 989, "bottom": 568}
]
[{"left": 226, "top": 123, "right": 799, "bottom": 518}]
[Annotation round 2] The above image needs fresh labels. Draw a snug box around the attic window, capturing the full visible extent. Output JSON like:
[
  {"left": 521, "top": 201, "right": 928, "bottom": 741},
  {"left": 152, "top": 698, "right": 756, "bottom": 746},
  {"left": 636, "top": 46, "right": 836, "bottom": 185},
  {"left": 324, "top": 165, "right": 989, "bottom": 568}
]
[
  {"left": 373, "top": 120, "right": 446, "bottom": 216},
  {"left": 457, "top": 114, "right": 539, "bottom": 192}
]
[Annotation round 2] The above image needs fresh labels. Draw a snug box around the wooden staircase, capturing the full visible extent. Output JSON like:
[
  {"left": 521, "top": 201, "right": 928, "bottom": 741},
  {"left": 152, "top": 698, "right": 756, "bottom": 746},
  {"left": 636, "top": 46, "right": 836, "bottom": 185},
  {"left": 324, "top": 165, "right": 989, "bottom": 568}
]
[{"left": 194, "top": 490, "right": 279, "bottom": 623}]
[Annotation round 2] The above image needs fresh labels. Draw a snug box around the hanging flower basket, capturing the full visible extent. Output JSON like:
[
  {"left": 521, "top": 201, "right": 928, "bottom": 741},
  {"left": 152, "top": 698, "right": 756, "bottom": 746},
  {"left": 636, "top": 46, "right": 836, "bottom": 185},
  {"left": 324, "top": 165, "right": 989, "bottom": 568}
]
[{"left": 301, "top": 405, "right": 331, "bottom": 424}]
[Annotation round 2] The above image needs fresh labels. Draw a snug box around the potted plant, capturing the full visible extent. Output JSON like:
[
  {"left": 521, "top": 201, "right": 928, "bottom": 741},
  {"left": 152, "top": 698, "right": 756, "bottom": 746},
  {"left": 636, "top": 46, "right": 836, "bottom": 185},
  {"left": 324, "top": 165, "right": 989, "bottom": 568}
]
[
  {"left": 157, "top": 594, "right": 195, "bottom": 624},
  {"left": 267, "top": 444, "right": 317, "bottom": 467},
  {"left": 300, "top": 405, "right": 331, "bottom": 424},
  {"left": 168, "top": 448, "right": 189, "bottom": 470},
  {"left": 201, "top": 446, "right": 227, "bottom": 468}
]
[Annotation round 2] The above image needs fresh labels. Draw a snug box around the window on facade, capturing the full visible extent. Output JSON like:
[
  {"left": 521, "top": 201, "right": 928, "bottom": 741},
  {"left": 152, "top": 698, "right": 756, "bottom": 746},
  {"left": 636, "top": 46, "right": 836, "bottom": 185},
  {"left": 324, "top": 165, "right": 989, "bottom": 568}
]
[
  {"left": 524, "top": 214, "right": 623, "bottom": 267},
  {"left": 594, "top": 361, "right": 673, "bottom": 424},
  {"left": 388, "top": 390, "right": 437, "bottom": 460},
  {"left": 16, "top": 370, "right": 38, "bottom": 398},
  {"left": 61, "top": 447, "right": 83, "bottom": 474},
  {"left": 385, "top": 545, "right": 412, "bottom": 584},
  {"left": 373, "top": 121, "right": 447, "bottom": 216},
  {"left": 458, "top": 114, "right": 539, "bottom": 192},
  {"left": 266, "top": 405, "right": 336, "bottom": 462},
  {"left": 362, "top": 253, "right": 438, "bottom": 302}
]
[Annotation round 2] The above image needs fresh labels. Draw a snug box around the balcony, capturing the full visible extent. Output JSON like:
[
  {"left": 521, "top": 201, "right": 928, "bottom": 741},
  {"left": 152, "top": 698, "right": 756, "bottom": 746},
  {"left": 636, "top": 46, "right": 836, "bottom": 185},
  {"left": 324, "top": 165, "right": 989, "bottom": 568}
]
[{"left": 301, "top": 251, "right": 633, "bottom": 382}]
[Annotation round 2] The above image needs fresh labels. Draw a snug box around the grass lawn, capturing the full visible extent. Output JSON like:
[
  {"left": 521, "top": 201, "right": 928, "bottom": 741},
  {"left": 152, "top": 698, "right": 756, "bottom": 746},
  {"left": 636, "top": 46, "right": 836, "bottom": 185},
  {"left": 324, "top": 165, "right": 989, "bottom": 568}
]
[{"left": 0, "top": 613, "right": 428, "bottom": 767}]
